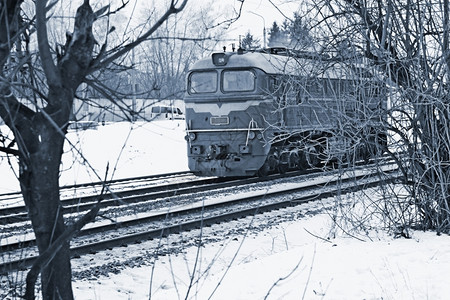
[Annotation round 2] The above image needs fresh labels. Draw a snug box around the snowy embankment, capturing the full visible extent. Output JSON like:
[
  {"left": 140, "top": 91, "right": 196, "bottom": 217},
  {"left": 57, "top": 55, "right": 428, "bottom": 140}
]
[
  {"left": 0, "top": 120, "right": 189, "bottom": 194},
  {"left": 72, "top": 192, "right": 450, "bottom": 300},
  {"left": 2, "top": 120, "right": 450, "bottom": 299}
]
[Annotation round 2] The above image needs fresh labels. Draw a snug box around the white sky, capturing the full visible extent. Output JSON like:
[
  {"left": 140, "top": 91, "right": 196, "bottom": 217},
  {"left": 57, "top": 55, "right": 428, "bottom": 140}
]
[
  {"left": 226, "top": 0, "right": 300, "bottom": 47},
  {"left": 119, "top": 0, "right": 300, "bottom": 49},
  {"left": 45, "top": 0, "right": 300, "bottom": 51}
]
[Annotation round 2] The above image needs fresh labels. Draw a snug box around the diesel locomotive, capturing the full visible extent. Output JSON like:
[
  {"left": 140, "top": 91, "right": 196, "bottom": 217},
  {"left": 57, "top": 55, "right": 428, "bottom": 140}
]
[{"left": 183, "top": 47, "right": 387, "bottom": 177}]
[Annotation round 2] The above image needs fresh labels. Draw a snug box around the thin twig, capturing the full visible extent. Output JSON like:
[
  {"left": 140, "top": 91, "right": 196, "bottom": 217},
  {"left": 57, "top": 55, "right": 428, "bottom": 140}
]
[{"left": 264, "top": 256, "right": 303, "bottom": 299}]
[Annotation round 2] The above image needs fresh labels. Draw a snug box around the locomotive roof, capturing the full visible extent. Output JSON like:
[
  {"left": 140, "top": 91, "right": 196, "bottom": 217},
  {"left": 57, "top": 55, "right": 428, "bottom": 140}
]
[
  {"left": 190, "top": 51, "right": 312, "bottom": 74},
  {"left": 189, "top": 50, "right": 373, "bottom": 80}
]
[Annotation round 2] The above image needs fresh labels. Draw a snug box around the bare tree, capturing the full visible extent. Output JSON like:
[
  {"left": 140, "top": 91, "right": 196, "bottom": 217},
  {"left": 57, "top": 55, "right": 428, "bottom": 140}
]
[
  {"left": 294, "top": 0, "right": 450, "bottom": 233},
  {"left": 74, "top": 2, "right": 223, "bottom": 123},
  {"left": 0, "top": 0, "right": 189, "bottom": 298},
  {"left": 137, "top": 3, "right": 218, "bottom": 101}
]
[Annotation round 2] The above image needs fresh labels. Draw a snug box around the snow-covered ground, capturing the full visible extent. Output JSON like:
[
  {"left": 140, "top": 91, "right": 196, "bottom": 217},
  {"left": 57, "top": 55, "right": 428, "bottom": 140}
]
[
  {"left": 0, "top": 120, "right": 189, "bottom": 194},
  {"left": 73, "top": 212, "right": 450, "bottom": 299},
  {"left": 2, "top": 121, "right": 450, "bottom": 299}
]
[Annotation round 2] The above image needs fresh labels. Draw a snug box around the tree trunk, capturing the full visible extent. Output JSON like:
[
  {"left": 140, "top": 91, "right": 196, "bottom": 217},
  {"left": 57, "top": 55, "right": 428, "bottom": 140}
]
[
  {"left": 19, "top": 90, "right": 74, "bottom": 299},
  {"left": 1, "top": 1, "right": 190, "bottom": 298}
]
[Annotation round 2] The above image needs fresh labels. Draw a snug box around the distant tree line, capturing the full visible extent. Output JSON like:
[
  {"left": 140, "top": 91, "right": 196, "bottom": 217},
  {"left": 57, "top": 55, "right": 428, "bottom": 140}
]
[
  {"left": 240, "top": 12, "right": 312, "bottom": 51},
  {"left": 267, "top": 13, "right": 311, "bottom": 48}
]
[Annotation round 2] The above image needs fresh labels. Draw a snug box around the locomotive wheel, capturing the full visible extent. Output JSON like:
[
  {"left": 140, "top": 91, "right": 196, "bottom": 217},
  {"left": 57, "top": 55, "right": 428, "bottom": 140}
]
[
  {"left": 277, "top": 152, "right": 290, "bottom": 174},
  {"left": 257, "top": 160, "right": 270, "bottom": 177},
  {"left": 258, "top": 150, "right": 280, "bottom": 177},
  {"left": 289, "top": 151, "right": 300, "bottom": 169},
  {"left": 373, "top": 133, "right": 387, "bottom": 156},
  {"left": 364, "top": 130, "right": 386, "bottom": 160},
  {"left": 305, "top": 146, "right": 320, "bottom": 168},
  {"left": 359, "top": 144, "right": 371, "bottom": 163},
  {"left": 297, "top": 151, "right": 308, "bottom": 170},
  {"left": 268, "top": 152, "right": 279, "bottom": 170},
  {"left": 343, "top": 150, "right": 355, "bottom": 165},
  {"left": 277, "top": 162, "right": 288, "bottom": 174}
]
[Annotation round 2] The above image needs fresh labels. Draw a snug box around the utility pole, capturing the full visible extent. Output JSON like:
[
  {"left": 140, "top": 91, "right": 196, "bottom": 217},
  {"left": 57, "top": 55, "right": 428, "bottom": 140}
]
[
  {"left": 131, "top": 47, "right": 136, "bottom": 122},
  {"left": 249, "top": 11, "right": 266, "bottom": 48}
]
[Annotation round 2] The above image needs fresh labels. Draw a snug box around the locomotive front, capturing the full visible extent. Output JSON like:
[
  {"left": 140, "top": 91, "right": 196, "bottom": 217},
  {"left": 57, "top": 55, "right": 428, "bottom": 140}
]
[{"left": 183, "top": 51, "right": 275, "bottom": 176}]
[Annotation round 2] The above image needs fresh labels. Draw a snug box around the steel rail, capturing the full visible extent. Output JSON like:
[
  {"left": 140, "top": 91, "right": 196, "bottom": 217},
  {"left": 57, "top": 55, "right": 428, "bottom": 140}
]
[
  {"left": 0, "top": 167, "right": 326, "bottom": 225},
  {"left": 0, "top": 171, "right": 192, "bottom": 198},
  {"left": 0, "top": 174, "right": 222, "bottom": 224},
  {"left": 0, "top": 154, "right": 395, "bottom": 225},
  {"left": 0, "top": 166, "right": 400, "bottom": 274}
]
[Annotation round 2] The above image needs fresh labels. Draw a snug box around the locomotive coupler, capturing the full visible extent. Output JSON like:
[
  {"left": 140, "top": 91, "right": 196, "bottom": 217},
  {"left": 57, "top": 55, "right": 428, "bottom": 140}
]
[{"left": 206, "top": 144, "right": 228, "bottom": 160}]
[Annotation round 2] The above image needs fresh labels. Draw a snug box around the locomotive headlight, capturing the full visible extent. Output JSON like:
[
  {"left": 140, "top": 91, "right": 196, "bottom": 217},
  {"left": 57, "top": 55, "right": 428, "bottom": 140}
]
[
  {"left": 185, "top": 132, "right": 196, "bottom": 141},
  {"left": 248, "top": 131, "right": 256, "bottom": 140}
]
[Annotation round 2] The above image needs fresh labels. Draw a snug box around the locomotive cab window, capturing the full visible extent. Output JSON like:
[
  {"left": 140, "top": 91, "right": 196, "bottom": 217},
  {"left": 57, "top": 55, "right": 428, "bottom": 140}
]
[
  {"left": 189, "top": 71, "right": 218, "bottom": 93},
  {"left": 222, "top": 70, "right": 255, "bottom": 92}
]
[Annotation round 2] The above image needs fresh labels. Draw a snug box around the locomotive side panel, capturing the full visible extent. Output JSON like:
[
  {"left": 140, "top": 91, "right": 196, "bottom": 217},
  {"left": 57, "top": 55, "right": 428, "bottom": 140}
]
[
  {"left": 183, "top": 50, "right": 387, "bottom": 177},
  {"left": 270, "top": 74, "right": 386, "bottom": 161}
]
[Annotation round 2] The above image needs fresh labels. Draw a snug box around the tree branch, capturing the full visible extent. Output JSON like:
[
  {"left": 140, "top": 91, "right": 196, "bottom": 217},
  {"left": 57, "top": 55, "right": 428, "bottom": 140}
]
[
  {"left": 90, "top": 0, "right": 188, "bottom": 72},
  {"left": 0, "top": 93, "right": 35, "bottom": 126},
  {"left": 35, "top": 0, "right": 61, "bottom": 87},
  {"left": 205, "top": 0, "right": 244, "bottom": 30},
  {"left": 0, "top": 145, "right": 19, "bottom": 156}
]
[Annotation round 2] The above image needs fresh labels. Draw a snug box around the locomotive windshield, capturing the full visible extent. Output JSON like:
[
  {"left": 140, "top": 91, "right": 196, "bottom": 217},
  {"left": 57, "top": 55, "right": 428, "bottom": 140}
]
[
  {"left": 189, "top": 71, "right": 217, "bottom": 93},
  {"left": 222, "top": 70, "right": 255, "bottom": 92}
]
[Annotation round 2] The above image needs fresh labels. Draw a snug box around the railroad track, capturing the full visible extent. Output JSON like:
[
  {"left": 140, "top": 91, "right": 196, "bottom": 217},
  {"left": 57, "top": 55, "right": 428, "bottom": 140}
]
[
  {"left": 0, "top": 171, "right": 194, "bottom": 212},
  {"left": 1, "top": 165, "right": 331, "bottom": 225},
  {"left": 0, "top": 153, "right": 395, "bottom": 225},
  {"left": 0, "top": 171, "right": 192, "bottom": 198},
  {"left": 0, "top": 162, "right": 400, "bottom": 274},
  {"left": 0, "top": 171, "right": 221, "bottom": 224}
]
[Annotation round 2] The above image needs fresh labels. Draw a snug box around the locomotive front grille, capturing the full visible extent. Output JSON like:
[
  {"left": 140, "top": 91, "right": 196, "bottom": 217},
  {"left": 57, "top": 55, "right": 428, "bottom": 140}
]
[{"left": 210, "top": 116, "right": 229, "bottom": 125}]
